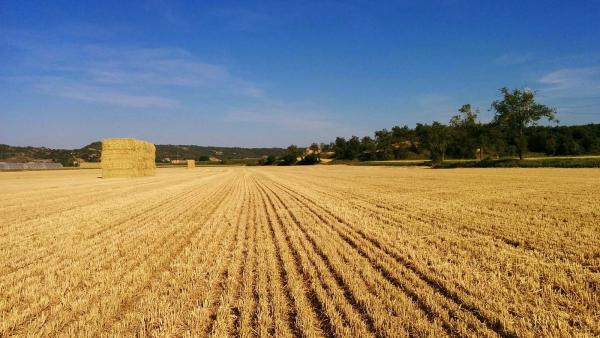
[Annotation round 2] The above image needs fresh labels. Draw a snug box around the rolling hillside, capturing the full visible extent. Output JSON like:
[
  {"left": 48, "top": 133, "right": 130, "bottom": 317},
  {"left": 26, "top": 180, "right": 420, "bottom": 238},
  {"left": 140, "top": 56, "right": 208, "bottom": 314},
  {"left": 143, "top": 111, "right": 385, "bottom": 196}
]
[{"left": 0, "top": 142, "right": 285, "bottom": 166}]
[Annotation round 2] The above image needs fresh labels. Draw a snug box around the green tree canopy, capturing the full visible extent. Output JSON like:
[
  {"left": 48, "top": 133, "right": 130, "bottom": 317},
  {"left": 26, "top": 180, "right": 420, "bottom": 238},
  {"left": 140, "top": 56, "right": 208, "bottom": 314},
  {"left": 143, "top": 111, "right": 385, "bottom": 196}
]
[{"left": 492, "top": 87, "right": 557, "bottom": 159}]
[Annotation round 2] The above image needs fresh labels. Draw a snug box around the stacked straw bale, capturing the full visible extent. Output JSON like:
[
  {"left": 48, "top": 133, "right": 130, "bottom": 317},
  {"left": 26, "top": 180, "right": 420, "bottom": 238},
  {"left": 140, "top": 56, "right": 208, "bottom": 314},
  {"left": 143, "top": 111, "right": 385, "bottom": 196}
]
[
  {"left": 101, "top": 138, "right": 156, "bottom": 178},
  {"left": 187, "top": 159, "right": 195, "bottom": 168}
]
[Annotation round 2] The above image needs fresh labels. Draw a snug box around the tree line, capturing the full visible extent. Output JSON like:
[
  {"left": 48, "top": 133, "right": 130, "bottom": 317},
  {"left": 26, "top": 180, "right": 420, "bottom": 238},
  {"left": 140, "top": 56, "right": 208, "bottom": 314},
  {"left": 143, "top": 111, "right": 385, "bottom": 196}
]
[
  {"left": 258, "top": 144, "right": 321, "bottom": 166},
  {"left": 327, "top": 88, "right": 600, "bottom": 162}
]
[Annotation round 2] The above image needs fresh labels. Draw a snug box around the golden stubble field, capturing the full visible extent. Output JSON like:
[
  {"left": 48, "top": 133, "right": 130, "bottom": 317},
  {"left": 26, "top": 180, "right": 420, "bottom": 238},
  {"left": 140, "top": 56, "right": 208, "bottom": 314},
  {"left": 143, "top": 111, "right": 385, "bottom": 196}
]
[{"left": 0, "top": 166, "right": 599, "bottom": 337}]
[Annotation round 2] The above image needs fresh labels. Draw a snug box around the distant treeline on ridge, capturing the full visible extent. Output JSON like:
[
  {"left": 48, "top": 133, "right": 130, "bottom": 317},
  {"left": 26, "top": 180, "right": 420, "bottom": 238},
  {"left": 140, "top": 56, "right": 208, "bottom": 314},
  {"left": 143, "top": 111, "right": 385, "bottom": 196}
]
[{"left": 0, "top": 142, "right": 286, "bottom": 166}]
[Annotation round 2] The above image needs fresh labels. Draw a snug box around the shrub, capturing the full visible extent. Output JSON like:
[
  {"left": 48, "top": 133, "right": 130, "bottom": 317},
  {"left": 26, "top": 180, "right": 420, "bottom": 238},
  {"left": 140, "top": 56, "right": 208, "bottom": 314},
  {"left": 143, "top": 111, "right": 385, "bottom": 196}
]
[
  {"left": 278, "top": 153, "right": 297, "bottom": 166},
  {"left": 298, "top": 153, "right": 320, "bottom": 165},
  {"left": 259, "top": 155, "right": 277, "bottom": 165},
  {"left": 433, "top": 157, "right": 600, "bottom": 169}
]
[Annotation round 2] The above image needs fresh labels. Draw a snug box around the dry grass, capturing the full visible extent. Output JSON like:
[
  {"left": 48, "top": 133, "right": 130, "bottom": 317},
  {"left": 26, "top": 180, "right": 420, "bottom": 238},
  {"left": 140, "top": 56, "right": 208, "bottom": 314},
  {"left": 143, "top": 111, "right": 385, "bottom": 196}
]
[{"left": 0, "top": 166, "right": 598, "bottom": 337}]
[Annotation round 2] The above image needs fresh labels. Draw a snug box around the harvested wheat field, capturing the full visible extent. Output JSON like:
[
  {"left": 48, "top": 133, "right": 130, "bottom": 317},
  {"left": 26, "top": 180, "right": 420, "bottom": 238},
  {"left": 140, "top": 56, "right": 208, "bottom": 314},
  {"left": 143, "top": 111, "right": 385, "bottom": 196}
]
[{"left": 1, "top": 166, "right": 599, "bottom": 337}]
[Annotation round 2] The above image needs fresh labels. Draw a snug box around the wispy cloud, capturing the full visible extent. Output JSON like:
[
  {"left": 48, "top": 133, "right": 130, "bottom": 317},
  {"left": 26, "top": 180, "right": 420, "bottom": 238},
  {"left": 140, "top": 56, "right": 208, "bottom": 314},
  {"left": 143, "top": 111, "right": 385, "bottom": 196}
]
[
  {"left": 80, "top": 47, "right": 232, "bottom": 88},
  {"left": 4, "top": 42, "right": 265, "bottom": 108},
  {"left": 537, "top": 67, "right": 600, "bottom": 119},
  {"left": 539, "top": 67, "right": 600, "bottom": 98},
  {"left": 1, "top": 25, "right": 345, "bottom": 145},
  {"left": 38, "top": 81, "right": 180, "bottom": 109}
]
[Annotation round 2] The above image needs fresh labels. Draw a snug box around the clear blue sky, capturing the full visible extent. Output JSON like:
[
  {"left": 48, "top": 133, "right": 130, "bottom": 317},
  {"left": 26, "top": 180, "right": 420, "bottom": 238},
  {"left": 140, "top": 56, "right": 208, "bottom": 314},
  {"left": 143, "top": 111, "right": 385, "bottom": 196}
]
[{"left": 1, "top": 1, "right": 599, "bottom": 148}]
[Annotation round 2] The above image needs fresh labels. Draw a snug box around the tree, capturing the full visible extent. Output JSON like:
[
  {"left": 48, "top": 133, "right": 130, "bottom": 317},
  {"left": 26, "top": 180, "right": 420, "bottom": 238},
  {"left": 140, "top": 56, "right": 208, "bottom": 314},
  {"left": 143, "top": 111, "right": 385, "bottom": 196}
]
[
  {"left": 374, "top": 129, "right": 393, "bottom": 160},
  {"left": 333, "top": 137, "right": 348, "bottom": 159},
  {"left": 450, "top": 104, "right": 478, "bottom": 133},
  {"left": 417, "top": 122, "right": 450, "bottom": 162},
  {"left": 334, "top": 136, "right": 361, "bottom": 160},
  {"left": 320, "top": 142, "right": 334, "bottom": 152},
  {"left": 279, "top": 145, "right": 300, "bottom": 165},
  {"left": 449, "top": 104, "right": 483, "bottom": 159},
  {"left": 309, "top": 143, "right": 320, "bottom": 160},
  {"left": 279, "top": 153, "right": 297, "bottom": 165},
  {"left": 346, "top": 136, "right": 361, "bottom": 160},
  {"left": 358, "top": 136, "right": 377, "bottom": 161},
  {"left": 288, "top": 144, "right": 301, "bottom": 157},
  {"left": 259, "top": 155, "right": 277, "bottom": 165},
  {"left": 492, "top": 87, "right": 557, "bottom": 160}
]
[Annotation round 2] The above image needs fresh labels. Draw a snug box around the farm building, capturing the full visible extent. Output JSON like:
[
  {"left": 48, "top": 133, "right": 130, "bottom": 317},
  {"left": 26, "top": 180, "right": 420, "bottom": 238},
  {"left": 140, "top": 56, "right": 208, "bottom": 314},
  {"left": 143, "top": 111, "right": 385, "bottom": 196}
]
[
  {"left": 0, "top": 162, "right": 63, "bottom": 170},
  {"left": 101, "top": 138, "right": 156, "bottom": 178}
]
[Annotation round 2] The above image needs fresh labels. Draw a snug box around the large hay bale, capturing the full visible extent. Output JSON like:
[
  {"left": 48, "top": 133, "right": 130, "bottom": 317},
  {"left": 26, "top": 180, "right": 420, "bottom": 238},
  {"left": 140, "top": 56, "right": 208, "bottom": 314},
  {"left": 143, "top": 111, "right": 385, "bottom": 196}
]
[
  {"left": 101, "top": 138, "right": 156, "bottom": 178},
  {"left": 187, "top": 160, "right": 195, "bottom": 169}
]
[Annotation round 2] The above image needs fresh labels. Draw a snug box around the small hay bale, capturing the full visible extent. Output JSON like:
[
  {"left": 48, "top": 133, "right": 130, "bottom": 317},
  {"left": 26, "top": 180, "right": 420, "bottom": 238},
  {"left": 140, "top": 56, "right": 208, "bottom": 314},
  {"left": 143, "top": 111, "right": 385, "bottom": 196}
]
[
  {"left": 187, "top": 160, "right": 195, "bottom": 168},
  {"left": 79, "top": 162, "right": 102, "bottom": 169},
  {"left": 101, "top": 138, "right": 156, "bottom": 178}
]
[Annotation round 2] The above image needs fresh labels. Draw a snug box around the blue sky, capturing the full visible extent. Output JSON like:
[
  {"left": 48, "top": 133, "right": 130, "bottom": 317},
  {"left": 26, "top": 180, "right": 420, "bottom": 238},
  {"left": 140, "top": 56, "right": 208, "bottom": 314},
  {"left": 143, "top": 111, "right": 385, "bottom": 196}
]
[{"left": 1, "top": 1, "right": 599, "bottom": 148}]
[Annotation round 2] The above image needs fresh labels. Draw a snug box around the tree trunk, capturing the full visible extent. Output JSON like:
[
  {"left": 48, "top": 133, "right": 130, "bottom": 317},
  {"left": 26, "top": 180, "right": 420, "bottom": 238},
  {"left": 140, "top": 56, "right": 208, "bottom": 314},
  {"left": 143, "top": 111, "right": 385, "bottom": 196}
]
[{"left": 517, "top": 128, "right": 525, "bottom": 160}]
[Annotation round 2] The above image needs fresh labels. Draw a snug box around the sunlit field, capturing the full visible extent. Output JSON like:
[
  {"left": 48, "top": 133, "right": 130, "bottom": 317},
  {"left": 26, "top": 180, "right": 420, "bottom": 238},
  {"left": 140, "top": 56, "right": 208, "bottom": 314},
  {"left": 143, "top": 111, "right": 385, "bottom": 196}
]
[{"left": 1, "top": 166, "right": 599, "bottom": 337}]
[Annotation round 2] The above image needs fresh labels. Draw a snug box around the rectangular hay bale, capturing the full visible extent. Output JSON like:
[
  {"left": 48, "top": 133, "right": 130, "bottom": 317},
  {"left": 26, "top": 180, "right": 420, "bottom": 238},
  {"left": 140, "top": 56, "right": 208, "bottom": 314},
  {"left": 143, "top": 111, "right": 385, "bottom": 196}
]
[
  {"left": 187, "top": 160, "right": 195, "bottom": 168},
  {"left": 101, "top": 138, "right": 156, "bottom": 178}
]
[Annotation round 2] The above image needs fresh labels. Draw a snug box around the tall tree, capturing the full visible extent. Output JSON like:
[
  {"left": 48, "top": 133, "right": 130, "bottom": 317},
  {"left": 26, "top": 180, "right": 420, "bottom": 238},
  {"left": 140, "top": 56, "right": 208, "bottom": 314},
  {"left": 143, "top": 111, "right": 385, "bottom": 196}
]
[
  {"left": 491, "top": 87, "right": 557, "bottom": 160},
  {"left": 334, "top": 136, "right": 361, "bottom": 160},
  {"left": 374, "top": 129, "right": 393, "bottom": 160},
  {"left": 450, "top": 104, "right": 478, "bottom": 126},
  {"left": 334, "top": 137, "right": 348, "bottom": 159},
  {"left": 280, "top": 144, "right": 300, "bottom": 165},
  {"left": 449, "top": 104, "right": 483, "bottom": 158},
  {"left": 359, "top": 136, "right": 377, "bottom": 161},
  {"left": 416, "top": 122, "right": 451, "bottom": 162},
  {"left": 346, "top": 136, "right": 362, "bottom": 160}
]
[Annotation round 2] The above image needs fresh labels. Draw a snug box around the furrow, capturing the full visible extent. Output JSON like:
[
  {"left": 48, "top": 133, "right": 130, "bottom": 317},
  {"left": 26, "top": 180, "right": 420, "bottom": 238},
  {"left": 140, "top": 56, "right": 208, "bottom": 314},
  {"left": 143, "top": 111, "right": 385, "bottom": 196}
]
[
  {"left": 254, "top": 177, "right": 377, "bottom": 338},
  {"left": 210, "top": 176, "right": 252, "bottom": 337},
  {"left": 254, "top": 177, "right": 314, "bottom": 337},
  {"left": 1, "top": 177, "right": 234, "bottom": 336},
  {"left": 254, "top": 179, "right": 335, "bottom": 338},
  {"left": 107, "top": 174, "right": 245, "bottom": 337},
  {"left": 236, "top": 175, "right": 260, "bottom": 338},
  {"left": 255, "top": 176, "right": 447, "bottom": 337},
  {"left": 262, "top": 173, "right": 513, "bottom": 337},
  {"left": 48, "top": 175, "right": 239, "bottom": 336},
  {"left": 0, "top": 171, "right": 230, "bottom": 279}
]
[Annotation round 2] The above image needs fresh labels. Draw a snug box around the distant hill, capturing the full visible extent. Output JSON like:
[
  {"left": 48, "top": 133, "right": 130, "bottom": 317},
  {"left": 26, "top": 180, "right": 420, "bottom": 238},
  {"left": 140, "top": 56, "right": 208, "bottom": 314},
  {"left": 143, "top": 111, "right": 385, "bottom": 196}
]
[
  {"left": 0, "top": 142, "right": 285, "bottom": 166},
  {"left": 155, "top": 144, "right": 285, "bottom": 162}
]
